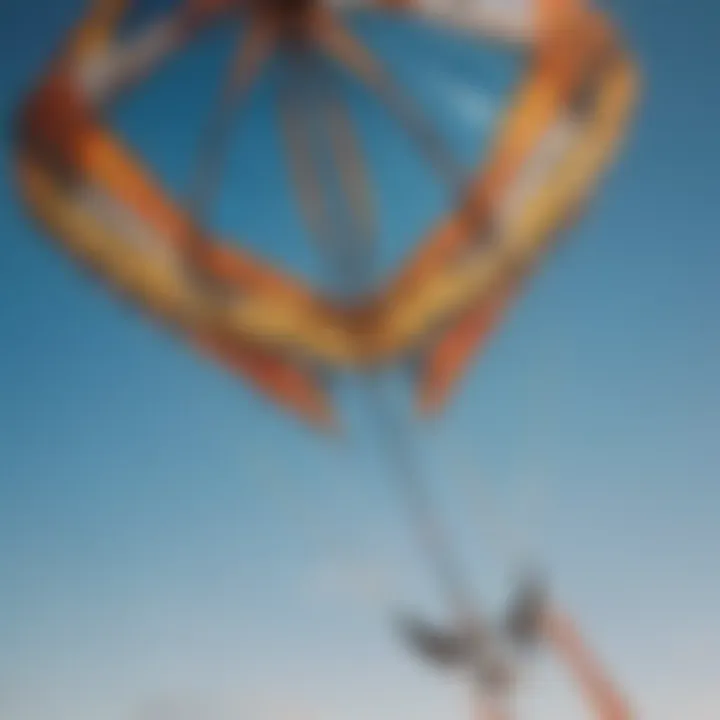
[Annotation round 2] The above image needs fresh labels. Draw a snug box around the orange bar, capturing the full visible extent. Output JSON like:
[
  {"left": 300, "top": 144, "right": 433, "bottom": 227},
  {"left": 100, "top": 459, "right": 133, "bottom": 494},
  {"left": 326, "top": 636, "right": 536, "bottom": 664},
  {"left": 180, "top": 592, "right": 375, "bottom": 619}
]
[
  {"left": 389, "top": 9, "right": 603, "bottom": 304},
  {"left": 417, "top": 282, "right": 516, "bottom": 414},
  {"left": 22, "top": 72, "right": 317, "bottom": 306},
  {"left": 196, "top": 333, "right": 336, "bottom": 429}
]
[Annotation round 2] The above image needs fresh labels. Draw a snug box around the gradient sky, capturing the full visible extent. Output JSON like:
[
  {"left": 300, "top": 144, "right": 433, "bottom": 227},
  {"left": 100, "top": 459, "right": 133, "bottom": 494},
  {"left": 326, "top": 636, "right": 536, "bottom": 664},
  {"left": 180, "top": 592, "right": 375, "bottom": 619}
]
[{"left": 1, "top": 1, "right": 719, "bottom": 719}]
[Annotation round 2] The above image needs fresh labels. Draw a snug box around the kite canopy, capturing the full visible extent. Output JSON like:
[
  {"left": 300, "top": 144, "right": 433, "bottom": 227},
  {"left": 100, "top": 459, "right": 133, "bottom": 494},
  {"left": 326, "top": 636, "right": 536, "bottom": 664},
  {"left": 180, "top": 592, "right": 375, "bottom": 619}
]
[{"left": 15, "top": 0, "right": 638, "bottom": 428}]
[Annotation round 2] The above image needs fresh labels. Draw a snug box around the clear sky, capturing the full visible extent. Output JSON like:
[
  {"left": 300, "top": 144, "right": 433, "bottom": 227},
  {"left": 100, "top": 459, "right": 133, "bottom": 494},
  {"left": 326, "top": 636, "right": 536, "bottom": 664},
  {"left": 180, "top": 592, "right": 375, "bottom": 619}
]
[{"left": 1, "top": 1, "right": 719, "bottom": 719}]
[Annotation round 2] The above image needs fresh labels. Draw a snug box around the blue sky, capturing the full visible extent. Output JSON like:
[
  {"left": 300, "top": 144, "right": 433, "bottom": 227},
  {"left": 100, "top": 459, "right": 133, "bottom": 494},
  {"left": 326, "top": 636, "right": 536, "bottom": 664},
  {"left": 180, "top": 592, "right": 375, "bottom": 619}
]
[{"left": 1, "top": 1, "right": 719, "bottom": 719}]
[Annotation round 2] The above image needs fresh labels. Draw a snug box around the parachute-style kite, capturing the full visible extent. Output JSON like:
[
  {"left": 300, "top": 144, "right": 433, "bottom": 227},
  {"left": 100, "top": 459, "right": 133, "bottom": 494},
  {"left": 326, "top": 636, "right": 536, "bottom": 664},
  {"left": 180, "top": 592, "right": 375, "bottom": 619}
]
[
  {"left": 15, "top": 1, "right": 640, "bottom": 700},
  {"left": 15, "top": 0, "right": 638, "bottom": 428}
]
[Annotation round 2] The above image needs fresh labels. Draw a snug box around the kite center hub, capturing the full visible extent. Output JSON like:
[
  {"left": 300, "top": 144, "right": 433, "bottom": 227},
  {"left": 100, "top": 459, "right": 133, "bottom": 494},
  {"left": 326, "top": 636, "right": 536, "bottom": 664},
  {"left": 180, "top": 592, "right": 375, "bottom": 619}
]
[{"left": 250, "top": 0, "right": 320, "bottom": 36}]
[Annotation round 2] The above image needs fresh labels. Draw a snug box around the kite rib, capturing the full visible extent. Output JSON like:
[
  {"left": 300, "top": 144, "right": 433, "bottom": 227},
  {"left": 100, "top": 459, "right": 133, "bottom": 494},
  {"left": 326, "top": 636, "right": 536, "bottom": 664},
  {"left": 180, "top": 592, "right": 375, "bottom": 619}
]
[
  {"left": 312, "top": 9, "right": 472, "bottom": 199},
  {"left": 185, "top": 19, "right": 277, "bottom": 253}
]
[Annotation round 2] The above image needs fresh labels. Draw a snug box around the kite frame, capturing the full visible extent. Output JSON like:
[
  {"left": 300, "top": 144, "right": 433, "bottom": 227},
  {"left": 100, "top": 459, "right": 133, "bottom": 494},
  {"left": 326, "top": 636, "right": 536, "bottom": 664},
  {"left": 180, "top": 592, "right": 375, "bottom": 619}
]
[{"left": 15, "top": 0, "right": 638, "bottom": 425}]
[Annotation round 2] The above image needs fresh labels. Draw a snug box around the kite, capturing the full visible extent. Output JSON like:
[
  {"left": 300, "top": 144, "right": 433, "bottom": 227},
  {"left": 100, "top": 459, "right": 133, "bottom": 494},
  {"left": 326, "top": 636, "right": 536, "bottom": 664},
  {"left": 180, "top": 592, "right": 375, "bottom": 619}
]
[
  {"left": 14, "top": 0, "right": 638, "bottom": 429},
  {"left": 14, "top": 0, "right": 639, "bottom": 699}
]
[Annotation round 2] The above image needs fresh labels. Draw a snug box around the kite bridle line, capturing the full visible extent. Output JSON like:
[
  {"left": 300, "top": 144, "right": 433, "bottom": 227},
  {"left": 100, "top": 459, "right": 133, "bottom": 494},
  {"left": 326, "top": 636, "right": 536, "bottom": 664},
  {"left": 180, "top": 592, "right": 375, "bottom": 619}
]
[
  {"left": 178, "top": 7, "right": 512, "bottom": 679},
  {"left": 257, "top": 23, "right": 520, "bottom": 696},
  {"left": 190, "top": 7, "right": 511, "bottom": 691},
  {"left": 174, "top": 1, "right": 637, "bottom": 702}
]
